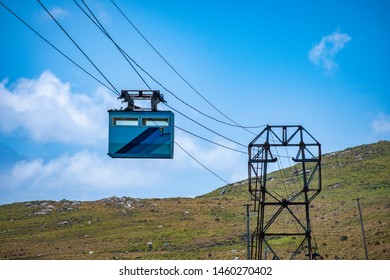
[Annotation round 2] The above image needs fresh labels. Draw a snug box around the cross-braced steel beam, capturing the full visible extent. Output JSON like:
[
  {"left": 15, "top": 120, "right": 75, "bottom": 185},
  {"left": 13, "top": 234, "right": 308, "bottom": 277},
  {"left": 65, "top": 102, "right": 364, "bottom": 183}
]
[{"left": 248, "top": 125, "right": 321, "bottom": 260}]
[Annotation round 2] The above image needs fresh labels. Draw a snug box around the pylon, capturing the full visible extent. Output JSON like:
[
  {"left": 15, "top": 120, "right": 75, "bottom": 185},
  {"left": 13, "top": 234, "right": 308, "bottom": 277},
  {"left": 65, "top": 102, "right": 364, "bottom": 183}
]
[{"left": 248, "top": 125, "right": 322, "bottom": 259}]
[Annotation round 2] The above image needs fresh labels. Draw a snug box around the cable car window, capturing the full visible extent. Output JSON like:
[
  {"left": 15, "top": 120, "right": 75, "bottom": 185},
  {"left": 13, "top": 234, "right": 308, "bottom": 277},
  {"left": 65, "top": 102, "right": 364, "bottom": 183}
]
[
  {"left": 142, "top": 118, "right": 169, "bottom": 126},
  {"left": 113, "top": 117, "right": 138, "bottom": 126}
]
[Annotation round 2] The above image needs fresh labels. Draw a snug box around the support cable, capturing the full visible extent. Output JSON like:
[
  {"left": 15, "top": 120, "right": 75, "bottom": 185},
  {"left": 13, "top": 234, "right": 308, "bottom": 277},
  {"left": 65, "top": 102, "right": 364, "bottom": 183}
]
[
  {"left": 0, "top": 1, "right": 118, "bottom": 95},
  {"left": 111, "top": 0, "right": 264, "bottom": 134},
  {"left": 175, "top": 125, "right": 246, "bottom": 154},
  {"left": 3, "top": 0, "right": 246, "bottom": 156},
  {"left": 175, "top": 141, "right": 229, "bottom": 185},
  {"left": 122, "top": 50, "right": 263, "bottom": 132},
  {"left": 269, "top": 133, "right": 291, "bottom": 198},
  {"left": 6, "top": 1, "right": 234, "bottom": 186},
  {"left": 73, "top": 1, "right": 247, "bottom": 150},
  {"left": 269, "top": 132, "right": 305, "bottom": 235},
  {"left": 76, "top": 0, "right": 264, "bottom": 132},
  {"left": 37, "top": 0, "right": 120, "bottom": 95},
  {"left": 164, "top": 103, "right": 246, "bottom": 148},
  {"left": 74, "top": 0, "right": 151, "bottom": 90},
  {"left": 71, "top": 1, "right": 233, "bottom": 185}
]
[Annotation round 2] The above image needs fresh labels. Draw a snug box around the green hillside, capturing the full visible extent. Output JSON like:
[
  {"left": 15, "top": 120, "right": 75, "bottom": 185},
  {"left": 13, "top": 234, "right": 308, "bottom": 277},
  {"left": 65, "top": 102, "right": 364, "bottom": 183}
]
[{"left": 0, "top": 141, "right": 389, "bottom": 260}]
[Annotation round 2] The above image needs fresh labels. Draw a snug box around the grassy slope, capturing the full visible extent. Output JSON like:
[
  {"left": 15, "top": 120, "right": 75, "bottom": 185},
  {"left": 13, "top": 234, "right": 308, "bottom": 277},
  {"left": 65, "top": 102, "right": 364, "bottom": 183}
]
[{"left": 0, "top": 141, "right": 389, "bottom": 260}]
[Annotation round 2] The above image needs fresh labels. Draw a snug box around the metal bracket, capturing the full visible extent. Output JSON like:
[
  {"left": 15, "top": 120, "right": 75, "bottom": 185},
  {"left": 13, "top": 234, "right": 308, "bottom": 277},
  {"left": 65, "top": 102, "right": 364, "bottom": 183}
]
[{"left": 118, "top": 90, "right": 166, "bottom": 111}]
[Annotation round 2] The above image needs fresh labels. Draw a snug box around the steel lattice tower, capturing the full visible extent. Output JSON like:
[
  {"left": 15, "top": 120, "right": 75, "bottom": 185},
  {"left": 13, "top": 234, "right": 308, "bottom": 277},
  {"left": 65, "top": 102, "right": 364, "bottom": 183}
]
[{"left": 248, "top": 125, "right": 322, "bottom": 260}]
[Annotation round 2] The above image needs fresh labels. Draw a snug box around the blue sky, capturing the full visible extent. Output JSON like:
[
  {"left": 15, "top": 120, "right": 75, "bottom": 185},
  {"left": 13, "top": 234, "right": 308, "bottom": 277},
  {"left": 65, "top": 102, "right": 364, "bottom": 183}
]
[{"left": 0, "top": 0, "right": 389, "bottom": 204}]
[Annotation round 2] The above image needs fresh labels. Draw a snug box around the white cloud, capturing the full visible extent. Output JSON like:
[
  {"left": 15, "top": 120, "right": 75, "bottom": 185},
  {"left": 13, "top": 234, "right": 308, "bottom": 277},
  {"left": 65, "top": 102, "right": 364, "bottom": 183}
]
[
  {"left": 40, "top": 7, "right": 69, "bottom": 20},
  {"left": 49, "top": 7, "right": 68, "bottom": 19},
  {"left": 0, "top": 70, "right": 117, "bottom": 145},
  {"left": 371, "top": 113, "right": 390, "bottom": 134},
  {"left": 0, "top": 141, "right": 245, "bottom": 203},
  {"left": 94, "top": 4, "right": 110, "bottom": 23},
  {"left": 308, "top": 31, "right": 351, "bottom": 73},
  {"left": 0, "top": 150, "right": 162, "bottom": 202},
  {"left": 0, "top": 133, "right": 246, "bottom": 203}
]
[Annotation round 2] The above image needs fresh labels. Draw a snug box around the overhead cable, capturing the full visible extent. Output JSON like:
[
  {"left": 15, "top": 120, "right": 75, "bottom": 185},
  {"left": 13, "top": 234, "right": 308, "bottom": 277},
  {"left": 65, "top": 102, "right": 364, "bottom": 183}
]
[
  {"left": 164, "top": 103, "right": 247, "bottom": 148},
  {"left": 77, "top": 0, "right": 262, "bottom": 132},
  {"left": 74, "top": 0, "right": 151, "bottom": 90},
  {"left": 37, "top": 0, "right": 120, "bottom": 95},
  {"left": 111, "top": 0, "right": 265, "bottom": 134},
  {"left": 2, "top": 1, "right": 245, "bottom": 158},
  {"left": 175, "top": 125, "right": 247, "bottom": 154},
  {"left": 0, "top": 1, "right": 117, "bottom": 95},
  {"left": 74, "top": 0, "right": 233, "bottom": 184},
  {"left": 73, "top": 1, "right": 247, "bottom": 149},
  {"left": 175, "top": 141, "right": 230, "bottom": 185},
  {"left": 10, "top": 0, "right": 234, "bottom": 186}
]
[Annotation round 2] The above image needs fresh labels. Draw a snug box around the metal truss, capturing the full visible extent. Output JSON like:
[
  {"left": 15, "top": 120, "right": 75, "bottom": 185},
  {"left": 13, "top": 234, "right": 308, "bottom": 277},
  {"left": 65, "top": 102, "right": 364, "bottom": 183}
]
[{"left": 248, "top": 125, "right": 322, "bottom": 260}]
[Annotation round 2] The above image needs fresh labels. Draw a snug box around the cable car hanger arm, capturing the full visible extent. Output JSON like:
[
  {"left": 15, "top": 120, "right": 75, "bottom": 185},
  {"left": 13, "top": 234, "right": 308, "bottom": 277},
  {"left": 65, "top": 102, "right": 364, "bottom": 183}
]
[{"left": 118, "top": 89, "right": 166, "bottom": 111}]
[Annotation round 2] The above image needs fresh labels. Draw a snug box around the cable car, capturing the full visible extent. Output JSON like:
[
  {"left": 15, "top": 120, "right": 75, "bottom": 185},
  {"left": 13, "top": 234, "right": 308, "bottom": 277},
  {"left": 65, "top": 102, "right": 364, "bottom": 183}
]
[{"left": 108, "top": 90, "right": 174, "bottom": 159}]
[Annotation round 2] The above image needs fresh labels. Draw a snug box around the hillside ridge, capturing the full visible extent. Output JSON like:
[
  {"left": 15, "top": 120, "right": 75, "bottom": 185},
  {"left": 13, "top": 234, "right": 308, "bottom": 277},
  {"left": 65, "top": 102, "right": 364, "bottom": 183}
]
[{"left": 0, "top": 140, "right": 389, "bottom": 260}]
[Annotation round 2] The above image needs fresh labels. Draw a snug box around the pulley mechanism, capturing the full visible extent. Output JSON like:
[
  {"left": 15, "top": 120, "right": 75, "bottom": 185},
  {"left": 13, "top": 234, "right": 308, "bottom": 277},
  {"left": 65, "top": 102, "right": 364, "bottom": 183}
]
[{"left": 118, "top": 89, "right": 166, "bottom": 111}]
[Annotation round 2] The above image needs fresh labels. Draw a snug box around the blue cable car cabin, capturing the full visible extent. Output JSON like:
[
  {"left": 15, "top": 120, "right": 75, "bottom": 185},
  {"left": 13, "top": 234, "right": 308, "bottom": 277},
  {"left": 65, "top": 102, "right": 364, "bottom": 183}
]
[
  {"left": 108, "top": 90, "right": 174, "bottom": 159},
  {"left": 108, "top": 110, "right": 174, "bottom": 158}
]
